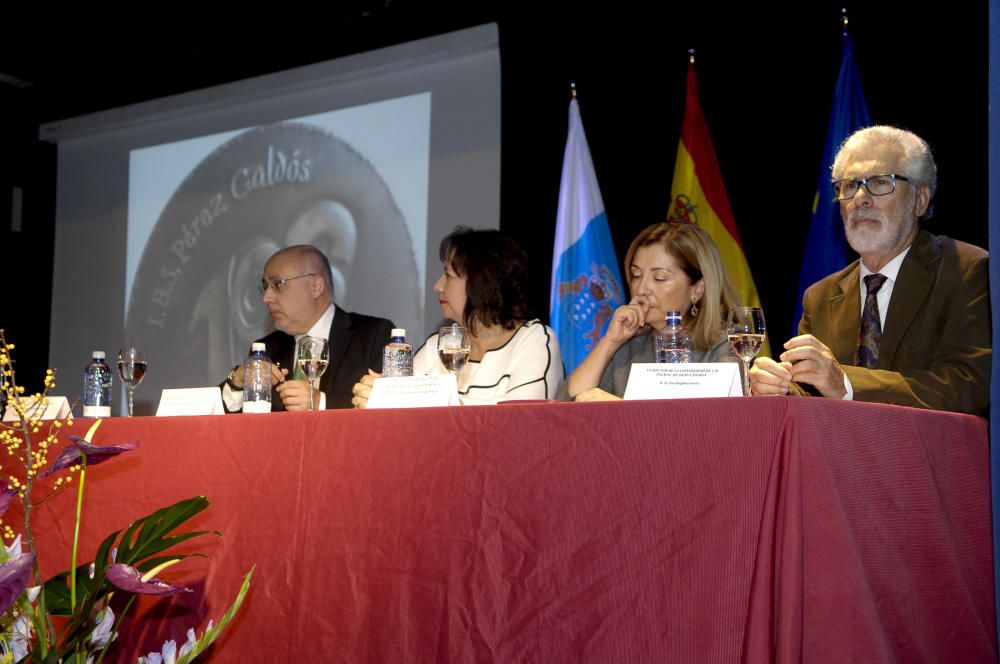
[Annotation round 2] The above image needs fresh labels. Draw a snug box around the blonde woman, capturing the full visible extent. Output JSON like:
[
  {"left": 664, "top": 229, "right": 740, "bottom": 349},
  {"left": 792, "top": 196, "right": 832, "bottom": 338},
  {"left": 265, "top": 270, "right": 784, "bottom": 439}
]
[{"left": 558, "top": 221, "right": 741, "bottom": 401}]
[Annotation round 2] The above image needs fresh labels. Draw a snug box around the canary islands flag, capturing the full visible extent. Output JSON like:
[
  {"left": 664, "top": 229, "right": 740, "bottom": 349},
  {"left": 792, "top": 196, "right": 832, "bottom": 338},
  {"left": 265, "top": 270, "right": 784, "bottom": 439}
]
[
  {"left": 792, "top": 32, "right": 871, "bottom": 334},
  {"left": 668, "top": 62, "right": 770, "bottom": 357},
  {"left": 550, "top": 98, "right": 625, "bottom": 374}
]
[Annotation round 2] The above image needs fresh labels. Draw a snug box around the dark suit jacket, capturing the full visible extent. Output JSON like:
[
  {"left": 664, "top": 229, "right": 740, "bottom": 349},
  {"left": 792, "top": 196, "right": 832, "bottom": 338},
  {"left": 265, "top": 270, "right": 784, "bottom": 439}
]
[
  {"left": 795, "top": 230, "right": 991, "bottom": 415},
  {"left": 227, "top": 305, "right": 394, "bottom": 411}
]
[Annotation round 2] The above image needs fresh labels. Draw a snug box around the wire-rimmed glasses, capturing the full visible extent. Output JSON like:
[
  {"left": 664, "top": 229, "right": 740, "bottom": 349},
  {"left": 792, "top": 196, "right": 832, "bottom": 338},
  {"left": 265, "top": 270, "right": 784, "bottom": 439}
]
[{"left": 258, "top": 273, "right": 316, "bottom": 295}]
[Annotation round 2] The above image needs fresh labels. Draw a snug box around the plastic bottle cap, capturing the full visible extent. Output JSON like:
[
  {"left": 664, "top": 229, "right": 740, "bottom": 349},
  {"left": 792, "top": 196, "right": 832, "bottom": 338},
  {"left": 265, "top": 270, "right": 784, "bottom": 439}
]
[
  {"left": 92, "top": 351, "right": 105, "bottom": 360},
  {"left": 390, "top": 328, "right": 406, "bottom": 338},
  {"left": 251, "top": 342, "right": 266, "bottom": 352}
]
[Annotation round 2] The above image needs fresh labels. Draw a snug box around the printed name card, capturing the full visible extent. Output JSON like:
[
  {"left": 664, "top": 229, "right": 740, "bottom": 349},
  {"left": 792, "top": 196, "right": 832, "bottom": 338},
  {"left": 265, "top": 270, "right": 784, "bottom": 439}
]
[
  {"left": 623, "top": 363, "right": 742, "bottom": 401},
  {"left": 367, "top": 374, "right": 459, "bottom": 409},
  {"left": 156, "top": 388, "right": 226, "bottom": 416},
  {"left": 2, "top": 396, "right": 72, "bottom": 422}
]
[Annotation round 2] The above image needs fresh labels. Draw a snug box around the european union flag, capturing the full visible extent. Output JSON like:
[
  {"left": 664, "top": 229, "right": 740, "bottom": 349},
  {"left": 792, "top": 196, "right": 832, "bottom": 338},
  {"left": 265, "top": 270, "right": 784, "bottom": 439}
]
[
  {"left": 550, "top": 98, "right": 624, "bottom": 374},
  {"left": 792, "top": 32, "right": 871, "bottom": 334}
]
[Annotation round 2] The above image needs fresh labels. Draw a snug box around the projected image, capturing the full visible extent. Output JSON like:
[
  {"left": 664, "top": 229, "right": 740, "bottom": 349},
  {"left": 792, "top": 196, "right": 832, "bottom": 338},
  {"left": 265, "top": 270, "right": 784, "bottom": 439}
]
[{"left": 125, "top": 95, "right": 430, "bottom": 394}]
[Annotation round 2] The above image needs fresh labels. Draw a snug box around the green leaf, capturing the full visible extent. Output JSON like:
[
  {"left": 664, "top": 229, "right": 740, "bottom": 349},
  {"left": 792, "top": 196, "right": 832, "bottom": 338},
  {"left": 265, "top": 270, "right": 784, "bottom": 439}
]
[
  {"left": 115, "top": 497, "right": 208, "bottom": 558},
  {"left": 41, "top": 571, "right": 71, "bottom": 615},
  {"left": 45, "top": 497, "right": 215, "bottom": 651},
  {"left": 176, "top": 566, "right": 254, "bottom": 664},
  {"left": 118, "top": 497, "right": 212, "bottom": 564}
]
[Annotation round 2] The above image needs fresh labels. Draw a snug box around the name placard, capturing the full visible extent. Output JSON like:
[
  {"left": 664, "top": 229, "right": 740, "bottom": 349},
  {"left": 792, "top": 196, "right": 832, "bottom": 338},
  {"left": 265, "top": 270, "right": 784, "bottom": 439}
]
[
  {"left": 623, "top": 363, "right": 742, "bottom": 400},
  {"left": 367, "top": 374, "right": 459, "bottom": 409},
  {"left": 2, "top": 396, "right": 72, "bottom": 422},
  {"left": 156, "top": 388, "right": 226, "bottom": 416}
]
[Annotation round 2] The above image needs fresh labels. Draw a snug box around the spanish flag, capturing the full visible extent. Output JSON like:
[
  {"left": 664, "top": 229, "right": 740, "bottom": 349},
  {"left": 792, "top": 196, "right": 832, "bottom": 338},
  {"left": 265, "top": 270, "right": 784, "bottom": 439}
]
[{"left": 669, "top": 61, "right": 771, "bottom": 357}]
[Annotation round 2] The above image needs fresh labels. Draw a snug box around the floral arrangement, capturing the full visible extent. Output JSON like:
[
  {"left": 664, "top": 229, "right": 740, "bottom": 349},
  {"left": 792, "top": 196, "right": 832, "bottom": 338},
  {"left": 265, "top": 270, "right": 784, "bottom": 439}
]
[{"left": 0, "top": 330, "right": 252, "bottom": 663}]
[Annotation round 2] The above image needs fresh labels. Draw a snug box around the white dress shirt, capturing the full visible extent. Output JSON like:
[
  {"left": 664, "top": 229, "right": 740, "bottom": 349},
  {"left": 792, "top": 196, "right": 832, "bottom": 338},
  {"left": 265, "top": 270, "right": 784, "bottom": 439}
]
[{"left": 841, "top": 246, "right": 912, "bottom": 400}]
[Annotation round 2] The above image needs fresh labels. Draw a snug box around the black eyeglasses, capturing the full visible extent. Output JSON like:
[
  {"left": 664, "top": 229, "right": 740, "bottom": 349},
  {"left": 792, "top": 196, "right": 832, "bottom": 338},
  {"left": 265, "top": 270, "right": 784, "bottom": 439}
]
[
  {"left": 831, "top": 173, "right": 910, "bottom": 200},
  {"left": 258, "top": 273, "right": 316, "bottom": 294}
]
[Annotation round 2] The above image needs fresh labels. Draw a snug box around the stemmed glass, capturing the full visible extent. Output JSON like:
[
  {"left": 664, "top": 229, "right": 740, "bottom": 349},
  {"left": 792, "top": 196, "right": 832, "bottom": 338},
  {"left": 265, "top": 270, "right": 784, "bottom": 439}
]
[
  {"left": 116, "top": 347, "right": 148, "bottom": 417},
  {"left": 296, "top": 336, "right": 329, "bottom": 411},
  {"left": 727, "top": 307, "right": 766, "bottom": 397},
  {"left": 437, "top": 324, "right": 471, "bottom": 375}
]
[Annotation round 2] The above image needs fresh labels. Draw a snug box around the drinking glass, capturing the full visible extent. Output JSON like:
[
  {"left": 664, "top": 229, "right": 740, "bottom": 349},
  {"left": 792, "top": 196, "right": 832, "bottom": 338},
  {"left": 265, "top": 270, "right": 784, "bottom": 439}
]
[
  {"left": 296, "top": 336, "right": 329, "bottom": 411},
  {"left": 726, "top": 307, "right": 766, "bottom": 397},
  {"left": 116, "top": 348, "right": 148, "bottom": 417},
  {"left": 437, "top": 324, "right": 471, "bottom": 375}
]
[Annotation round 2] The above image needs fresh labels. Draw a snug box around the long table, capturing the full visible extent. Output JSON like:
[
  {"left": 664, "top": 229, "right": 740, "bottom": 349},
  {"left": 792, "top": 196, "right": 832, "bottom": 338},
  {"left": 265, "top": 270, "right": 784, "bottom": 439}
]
[{"left": 24, "top": 397, "right": 996, "bottom": 662}]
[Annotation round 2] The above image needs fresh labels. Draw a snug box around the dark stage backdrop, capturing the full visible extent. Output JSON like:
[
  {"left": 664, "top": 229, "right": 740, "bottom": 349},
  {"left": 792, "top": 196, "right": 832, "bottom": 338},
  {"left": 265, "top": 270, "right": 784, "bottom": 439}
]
[{"left": 0, "top": 3, "right": 988, "bottom": 396}]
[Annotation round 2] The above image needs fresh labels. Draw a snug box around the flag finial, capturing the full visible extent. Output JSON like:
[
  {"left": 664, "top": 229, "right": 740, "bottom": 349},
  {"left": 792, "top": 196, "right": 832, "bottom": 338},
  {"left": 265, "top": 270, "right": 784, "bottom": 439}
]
[
  {"left": 570, "top": 81, "right": 577, "bottom": 99},
  {"left": 688, "top": 49, "right": 695, "bottom": 65},
  {"left": 841, "top": 8, "right": 849, "bottom": 35}
]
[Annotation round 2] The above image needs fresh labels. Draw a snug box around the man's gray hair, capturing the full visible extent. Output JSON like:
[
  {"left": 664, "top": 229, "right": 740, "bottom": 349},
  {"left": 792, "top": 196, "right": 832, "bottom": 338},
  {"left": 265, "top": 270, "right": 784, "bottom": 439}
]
[{"left": 832, "top": 125, "right": 938, "bottom": 201}]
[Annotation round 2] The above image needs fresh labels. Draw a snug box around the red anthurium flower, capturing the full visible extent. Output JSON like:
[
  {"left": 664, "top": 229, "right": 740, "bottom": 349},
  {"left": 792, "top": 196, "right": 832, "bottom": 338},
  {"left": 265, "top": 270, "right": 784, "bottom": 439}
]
[
  {"left": 105, "top": 564, "right": 191, "bottom": 596},
  {"left": 42, "top": 436, "right": 138, "bottom": 478},
  {"left": 0, "top": 552, "right": 36, "bottom": 615}
]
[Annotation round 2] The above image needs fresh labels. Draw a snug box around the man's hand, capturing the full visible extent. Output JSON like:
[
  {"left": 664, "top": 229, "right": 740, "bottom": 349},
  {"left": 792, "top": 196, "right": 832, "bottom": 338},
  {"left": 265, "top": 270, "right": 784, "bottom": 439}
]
[
  {"left": 228, "top": 364, "right": 285, "bottom": 389},
  {"left": 276, "top": 379, "right": 322, "bottom": 411},
  {"left": 779, "top": 334, "right": 847, "bottom": 399},
  {"left": 351, "top": 369, "right": 380, "bottom": 409},
  {"left": 748, "top": 356, "right": 795, "bottom": 395}
]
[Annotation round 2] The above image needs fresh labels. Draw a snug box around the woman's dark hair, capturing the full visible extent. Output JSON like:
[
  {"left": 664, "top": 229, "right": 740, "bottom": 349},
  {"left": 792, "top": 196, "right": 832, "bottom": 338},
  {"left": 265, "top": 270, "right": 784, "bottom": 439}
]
[{"left": 439, "top": 227, "right": 532, "bottom": 334}]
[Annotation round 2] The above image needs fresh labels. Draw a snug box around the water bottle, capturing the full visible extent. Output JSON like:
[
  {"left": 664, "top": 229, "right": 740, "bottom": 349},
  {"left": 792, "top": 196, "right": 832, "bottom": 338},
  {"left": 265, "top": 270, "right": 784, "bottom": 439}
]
[
  {"left": 82, "top": 351, "right": 113, "bottom": 417},
  {"left": 382, "top": 328, "right": 413, "bottom": 377},
  {"left": 655, "top": 311, "right": 693, "bottom": 363},
  {"left": 242, "top": 342, "right": 273, "bottom": 413}
]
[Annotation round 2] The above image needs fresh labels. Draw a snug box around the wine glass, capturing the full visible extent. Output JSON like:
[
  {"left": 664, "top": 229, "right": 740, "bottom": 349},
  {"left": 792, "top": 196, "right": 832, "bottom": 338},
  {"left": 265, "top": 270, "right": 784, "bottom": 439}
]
[
  {"left": 437, "top": 324, "right": 471, "bottom": 375},
  {"left": 727, "top": 307, "right": 766, "bottom": 397},
  {"left": 296, "top": 336, "right": 329, "bottom": 411},
  {"left": 116, "top": 348, "right": 148, "bottom": 417}
]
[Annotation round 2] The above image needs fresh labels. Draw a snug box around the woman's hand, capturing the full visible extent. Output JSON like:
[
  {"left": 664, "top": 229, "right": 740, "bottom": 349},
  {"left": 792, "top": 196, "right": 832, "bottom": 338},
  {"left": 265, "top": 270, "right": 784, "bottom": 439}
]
[
  {"left": 562, "top": 298, "right": 648, "bottom": 400},
  {"left": 351, "top": 369, "right": 381, "bottom": 409},
  {"left": 573, "top": 388, "right": 623, "bottom": 402},
  {"left": 604, "top": 299, "right": 650, "bottom": 346}
]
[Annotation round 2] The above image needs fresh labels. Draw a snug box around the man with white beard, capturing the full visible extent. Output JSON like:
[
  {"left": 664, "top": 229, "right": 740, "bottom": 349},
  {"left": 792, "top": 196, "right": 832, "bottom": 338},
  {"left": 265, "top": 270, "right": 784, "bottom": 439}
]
[{"left": 750, "top": 125, "right": 990, "bottom": 415}]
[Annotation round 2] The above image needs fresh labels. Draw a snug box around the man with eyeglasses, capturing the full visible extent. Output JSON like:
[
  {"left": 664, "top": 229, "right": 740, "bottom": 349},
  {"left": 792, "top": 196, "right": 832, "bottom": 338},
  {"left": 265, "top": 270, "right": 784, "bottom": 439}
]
[
  {"left": 221, "top": 244, "right": 394, "bottom": 411},
  {"left": 750, "top": 125, "right": 990, "bottom": 414}
]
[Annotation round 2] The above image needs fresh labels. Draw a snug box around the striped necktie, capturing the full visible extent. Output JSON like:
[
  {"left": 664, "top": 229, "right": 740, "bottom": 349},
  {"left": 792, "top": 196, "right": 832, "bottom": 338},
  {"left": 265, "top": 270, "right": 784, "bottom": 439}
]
[
  {"left": 855, "top": 273, "right": 888, "bottom": 369},
  {"left": 292, "top": 338, "right": 307, "bottom": 381}
]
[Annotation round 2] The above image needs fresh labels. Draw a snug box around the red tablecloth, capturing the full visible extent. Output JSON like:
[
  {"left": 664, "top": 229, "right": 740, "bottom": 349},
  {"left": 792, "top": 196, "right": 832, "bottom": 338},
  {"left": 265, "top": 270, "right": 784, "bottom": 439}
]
[{"left": 24, "top": 397, "right": 995, "bottom": 662}]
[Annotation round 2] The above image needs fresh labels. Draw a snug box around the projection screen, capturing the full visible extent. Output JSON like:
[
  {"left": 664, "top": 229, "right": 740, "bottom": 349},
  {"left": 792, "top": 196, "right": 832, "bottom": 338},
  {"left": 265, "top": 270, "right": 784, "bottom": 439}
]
[{"left": 42, "top": 24, "right": 500, "bottom": 414}]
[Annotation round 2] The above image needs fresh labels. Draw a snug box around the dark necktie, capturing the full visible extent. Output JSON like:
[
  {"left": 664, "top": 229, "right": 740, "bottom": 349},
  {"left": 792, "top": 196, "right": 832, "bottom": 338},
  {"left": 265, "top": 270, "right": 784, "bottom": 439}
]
[{"left": 855, "top": 273, "right": 888, "bottom": 369}]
